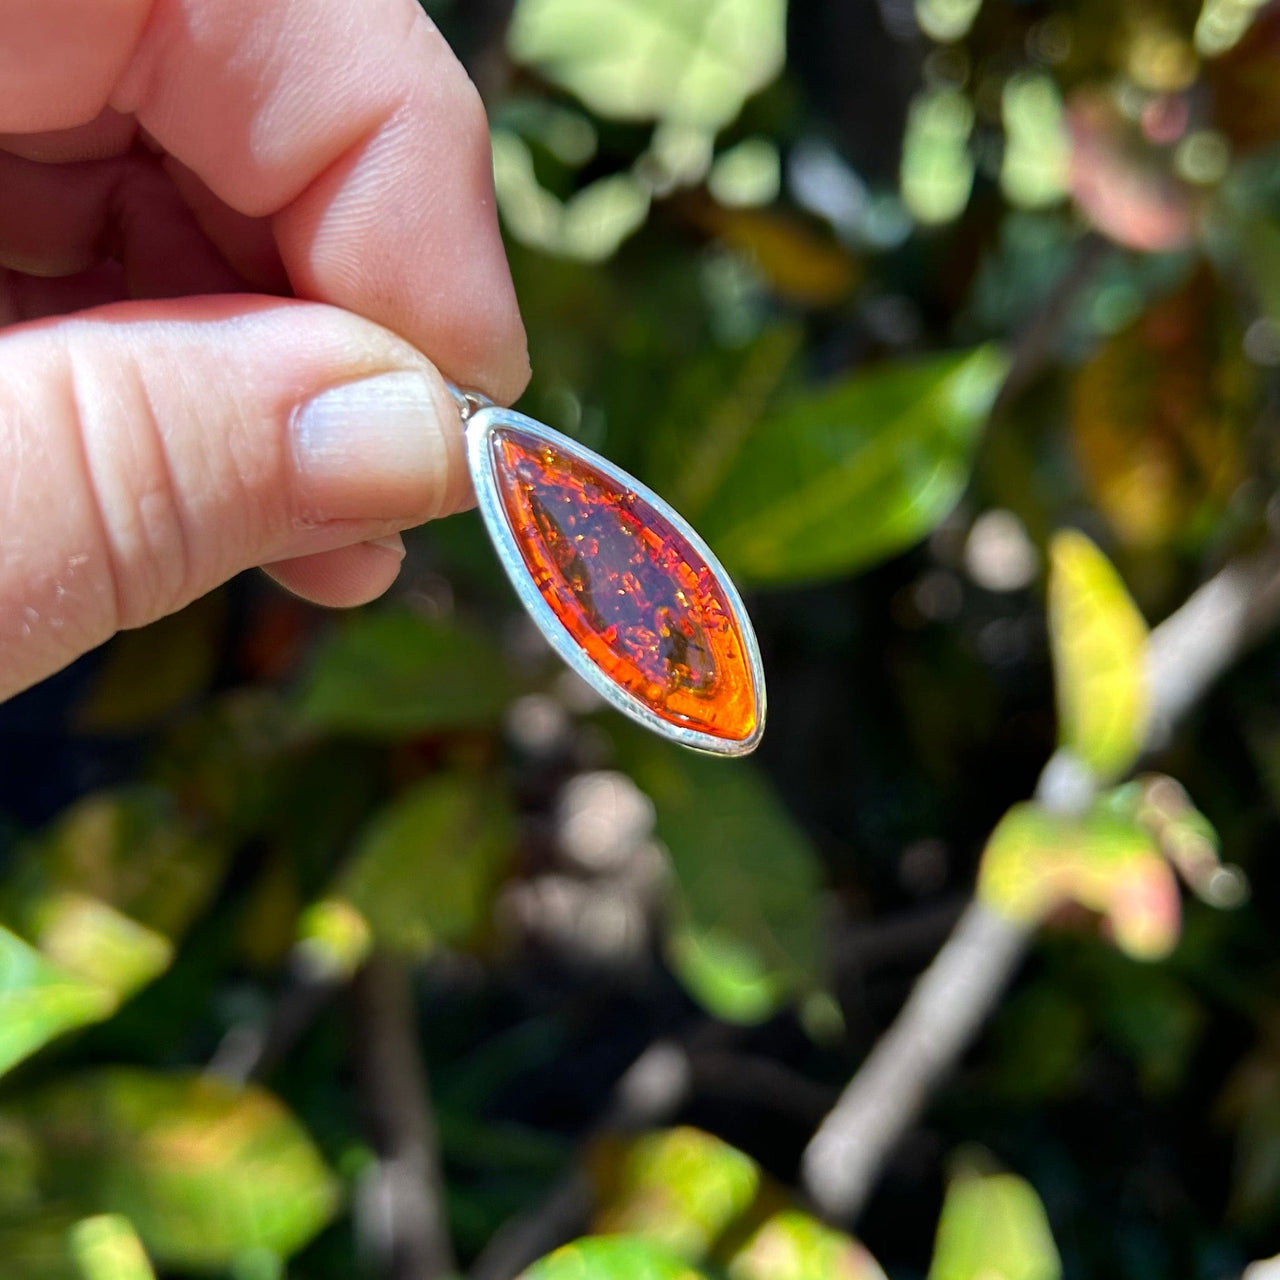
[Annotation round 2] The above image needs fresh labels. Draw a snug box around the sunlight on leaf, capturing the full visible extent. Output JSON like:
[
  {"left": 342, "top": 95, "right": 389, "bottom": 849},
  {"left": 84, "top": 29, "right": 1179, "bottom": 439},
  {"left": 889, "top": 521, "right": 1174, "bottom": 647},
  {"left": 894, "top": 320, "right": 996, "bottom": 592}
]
[
  {"left": 667, "top": 925, "right": 783, "bottom": 1024},
  {"left": 1001, "top": 73, "right": 1070, "bottom": 209},
  {"left": 335, "top": 773, "right": 513, "bottom": 956},
  {"left": 31, "top": 895, "right": 170, "bottom": 1004},
  {"left": 0, "top": 926, "right": 114, "bottom": 1079},
  {"left": 507, "top": 0, "right": 786, "bottom": 130},
  {"left": 297, "top": 610, "right": 517, "bottom": 737},
  {"left": 901, "top": 88, "right": 975, "bottom": 225},
  {"left": 1048, "top": 530, "right": 1149, "bottom": 781},
  {"left": 915, "top": 0, "right": 982, "bottom": 42},
  {"left": 14, "top": 1070, "right": 338, "bottom": 1270},
  {"left": 928, "top": 1166, "right": 1061, "bottom": 1280},
  {"left": 979, "top": 803, "right": 1181, "bottom": 960},
  {"left": 728, "top": 1209, "right": 888, "bottom": 1280},
  {"left": 293, "top": 898, "right": 373, "bottom": 982},
  {"left": 521, "top": 1234, "right": 707, "bottom": 1280},
  {"left": 1197, "top": 0, "right": 1269, "bottom": 56},
  {"left": 70, "top": 1215, "right": 156, "bottom": 1280},
  {"left": 698, "top": 345, "right": 1007, "bottom": 585},
  {"left": 591, "top": 1127, "right": 759, "bottom": 1258},
  {"left": 709, "top": 138, "right": 782, "bottom": 208},
  {"left": 493, "top": 131, "right": 652, "bottom": 262}
]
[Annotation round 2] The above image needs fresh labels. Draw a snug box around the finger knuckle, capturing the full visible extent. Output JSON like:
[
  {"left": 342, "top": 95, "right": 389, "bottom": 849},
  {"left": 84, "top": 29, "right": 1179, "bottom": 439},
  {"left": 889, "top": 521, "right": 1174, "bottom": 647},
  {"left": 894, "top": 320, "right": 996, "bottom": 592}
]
[{"left": 62, "top": 331, "right": 192, "bottom": 630}]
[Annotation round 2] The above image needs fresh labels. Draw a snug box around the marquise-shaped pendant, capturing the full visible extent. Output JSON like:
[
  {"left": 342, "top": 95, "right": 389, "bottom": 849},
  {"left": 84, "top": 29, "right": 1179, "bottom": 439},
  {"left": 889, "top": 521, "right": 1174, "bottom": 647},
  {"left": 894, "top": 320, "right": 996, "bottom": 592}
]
[{"left": 451, "top": 387, "right": 765, "bottom": 756}]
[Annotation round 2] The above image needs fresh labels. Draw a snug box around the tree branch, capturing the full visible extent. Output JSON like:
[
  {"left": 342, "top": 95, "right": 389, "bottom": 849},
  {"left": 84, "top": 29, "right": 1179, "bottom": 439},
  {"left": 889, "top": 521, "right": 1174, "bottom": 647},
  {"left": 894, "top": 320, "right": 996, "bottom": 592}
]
[
  {"left": 468, "top": 1037, "right": 697, "bottom": 1280},
  {"left": 801, "top": 542, "right": 1280, "bottom": 1223},
  {"left": 353, "top": 956, "right": 456, "bottom": 1280}
]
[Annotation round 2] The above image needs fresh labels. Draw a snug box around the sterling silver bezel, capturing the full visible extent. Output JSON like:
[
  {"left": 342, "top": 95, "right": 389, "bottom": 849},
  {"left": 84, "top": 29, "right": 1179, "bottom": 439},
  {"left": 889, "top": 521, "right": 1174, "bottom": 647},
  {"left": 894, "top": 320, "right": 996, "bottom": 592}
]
[{"left": 464, "top": 404, "right": 766, "bottom": 757}]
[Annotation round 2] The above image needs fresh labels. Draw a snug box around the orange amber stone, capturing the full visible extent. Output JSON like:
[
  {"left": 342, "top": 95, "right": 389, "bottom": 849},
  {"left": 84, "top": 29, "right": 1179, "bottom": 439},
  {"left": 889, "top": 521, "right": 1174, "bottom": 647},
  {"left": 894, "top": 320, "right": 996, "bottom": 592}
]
[{"left": 490, "top": 427, "right": 759, "bottom": 742}]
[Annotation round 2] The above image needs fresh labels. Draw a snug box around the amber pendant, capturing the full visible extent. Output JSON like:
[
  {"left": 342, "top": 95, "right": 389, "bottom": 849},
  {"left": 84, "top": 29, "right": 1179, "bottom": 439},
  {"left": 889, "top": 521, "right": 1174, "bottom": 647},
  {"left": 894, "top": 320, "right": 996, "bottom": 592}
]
[{"left": 451, "top": 386, "right": 765, "bottom": 756}]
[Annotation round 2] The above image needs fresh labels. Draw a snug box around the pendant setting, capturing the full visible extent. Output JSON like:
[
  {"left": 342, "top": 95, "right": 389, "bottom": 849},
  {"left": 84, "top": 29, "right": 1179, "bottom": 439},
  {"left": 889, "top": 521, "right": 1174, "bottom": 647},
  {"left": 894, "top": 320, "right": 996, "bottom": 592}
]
[{"left": 452, "top": 387, "right": 766, "bottom": 756}]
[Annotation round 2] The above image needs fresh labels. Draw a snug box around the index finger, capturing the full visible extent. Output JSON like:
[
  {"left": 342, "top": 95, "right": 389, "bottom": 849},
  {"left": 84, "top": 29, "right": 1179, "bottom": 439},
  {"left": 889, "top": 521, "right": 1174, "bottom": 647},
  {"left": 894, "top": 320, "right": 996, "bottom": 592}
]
[{"left": 0, "top": 0, "right": 528, "bottom": 403}]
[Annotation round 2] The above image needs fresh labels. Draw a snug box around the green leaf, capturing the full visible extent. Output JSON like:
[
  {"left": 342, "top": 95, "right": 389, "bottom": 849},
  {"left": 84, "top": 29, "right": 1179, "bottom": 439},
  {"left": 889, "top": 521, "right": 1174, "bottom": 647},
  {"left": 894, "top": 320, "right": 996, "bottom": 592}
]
[
  {"left": 507, "top": 0, "right": 786, "bottom": 129},
  {"left": 70, "top": 1215, "right": 156, "bottom": 1280},
  {"left": 14, "top": 1070, "right": 338, "bottom": 1270},
  {"left": 928, "top": 1167, "right": 1061, "bottom": 1280},
  {"left": 520, "top": 1235, "right": 708, "bottom": 1280},
  {"left": 30, "top": 896, "right": 171, "bottom": 1004},
  {"left": 978, "top": 802, "right": 1180, "bottom": 960},
  {"left": 293, "top": 898, "right": 374, "bottom": 981},
  {"left": 0, "top": 1208, "right": 82, "bottom": 1280},
  {"left": 615, "top": 732, "right": 823, "bottom": 1023},
  {"left": 667, "top": 926, "right": 785, "bottom": 1025},
  {"left": 697, "top": 346, "right": 1008, "bottom": 584},
  {"left": 334, "top": 773, "right": 514, "bottom": 956},
  {"left": 0, "top": 926, "right": 115, "bottom": 1078},
  {"left": 13, "top": 788, "right": 229, "bottom": 942},
  {"left": 297, "top": 610, "right": 517, "bottom": 737},
  {"left": 728, "top": 1210, "right": 888, "bottom": 1280},
  {"left": 644, "top": 324, "right": 803, "bottom": 519},
  {"left": 1048, "top": 530, "right": 1149, "bottom": 780},
  {"left": 591, "top": 1127, "right": 760, "bottom": 1259}
]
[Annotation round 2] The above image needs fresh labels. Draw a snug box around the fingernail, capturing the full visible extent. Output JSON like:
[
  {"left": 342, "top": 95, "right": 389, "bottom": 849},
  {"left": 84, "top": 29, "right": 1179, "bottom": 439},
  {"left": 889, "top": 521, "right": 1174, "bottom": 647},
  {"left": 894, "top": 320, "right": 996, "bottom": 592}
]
[
  {"left": 292, "top": 370, "right": 453, "bottom": 522},
  {"left": 366, "top": 533, "right": 406, "bottom": 559}
]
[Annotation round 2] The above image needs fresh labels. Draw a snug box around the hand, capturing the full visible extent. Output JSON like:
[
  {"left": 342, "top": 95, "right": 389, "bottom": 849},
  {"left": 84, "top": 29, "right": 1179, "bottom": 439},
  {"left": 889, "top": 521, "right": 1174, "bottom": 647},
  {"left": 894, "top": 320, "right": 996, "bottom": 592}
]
[{"left": 0, "top": 0, "right": 527, "bottom": 702}]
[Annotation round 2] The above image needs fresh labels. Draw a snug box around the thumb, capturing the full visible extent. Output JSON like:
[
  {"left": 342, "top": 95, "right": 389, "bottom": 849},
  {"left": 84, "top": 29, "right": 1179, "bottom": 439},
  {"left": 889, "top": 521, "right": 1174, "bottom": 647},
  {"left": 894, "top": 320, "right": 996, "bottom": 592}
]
[{"left": 0, "top": 295, "right": 472, "bottom": 702}]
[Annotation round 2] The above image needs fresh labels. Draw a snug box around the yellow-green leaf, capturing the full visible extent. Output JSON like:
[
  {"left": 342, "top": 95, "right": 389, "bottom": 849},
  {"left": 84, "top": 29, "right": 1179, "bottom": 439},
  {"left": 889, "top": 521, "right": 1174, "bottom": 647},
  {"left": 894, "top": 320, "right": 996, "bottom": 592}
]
[
  {"left": 729, "top": 1210, "right": 887, "bottom": 1280},
  {"left": 698, "top": 346, "right": 1008, "bottom": 585},
  {"left": 70, "top": 1215, "right": 156, "bottom": 1280},
  {"left": 1048, "top": 530, "right": 1149, "bottom": 780},
  {"left": 29, "top": 895, "right": 171, "bottom": 1004},
  {"left": 14, "top": 1070, "right": 338, "bottom": 1270},
  {"left": 978, "top": 803, "right": 1180, "bottom": 961},
  {"left": 591, "top": 1127, "right": 760, "bottom": 1260},
  {"left": 520, "top": 1235, "right": 707, "bottom": 1280},
  {"left": 507, "top": 0, "right": 786, "bottom": 130},
  {"left": 293, "top": 898, "right": 374, "bottom": 982},
  {"left": 928, "top": 1167, "right": 1061, "bottom": 1280},
  {"left": 0, "top": 926, "right": 114, "bottom": 1078}
]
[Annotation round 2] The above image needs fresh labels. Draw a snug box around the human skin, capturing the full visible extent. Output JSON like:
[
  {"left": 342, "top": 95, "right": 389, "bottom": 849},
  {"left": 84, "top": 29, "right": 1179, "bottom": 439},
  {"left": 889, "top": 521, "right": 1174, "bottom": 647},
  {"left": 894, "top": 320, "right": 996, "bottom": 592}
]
[{"left": 0, "top": 0, "right": 529, "bottom": 702}]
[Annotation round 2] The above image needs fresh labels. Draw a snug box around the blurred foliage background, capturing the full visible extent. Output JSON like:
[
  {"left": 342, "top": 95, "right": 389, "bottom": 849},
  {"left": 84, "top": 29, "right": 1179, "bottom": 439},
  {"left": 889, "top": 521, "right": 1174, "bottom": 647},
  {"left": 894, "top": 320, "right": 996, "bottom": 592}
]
[{"left": 10, "top": 0, "right": 1280, "bottom": 1276}]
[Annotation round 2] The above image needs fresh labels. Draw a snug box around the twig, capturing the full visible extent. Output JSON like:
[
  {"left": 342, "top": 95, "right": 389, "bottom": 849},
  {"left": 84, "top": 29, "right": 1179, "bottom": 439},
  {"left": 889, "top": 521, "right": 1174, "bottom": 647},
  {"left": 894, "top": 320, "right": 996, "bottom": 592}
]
[
  {"left": 468, "top": 1038, "right": 695, "bottom": 1280},
  {"left": 688, "top": 1051, "right": 839, "bottom": 1125},
  {"left": 205, "top": 961, "right": 339, "bottom": 1085},
  {"left": 990, "top": 232, "right": 1111, "bottom": 420},
  {"left": 353, "top": 956, "right": 456, "bottom": 1280},
  {"left": 834, "top": 897, "right": 967, "bottom": 974},
  {"left": 800, "top": 543, "right": 1280, "bottom": 1223}
]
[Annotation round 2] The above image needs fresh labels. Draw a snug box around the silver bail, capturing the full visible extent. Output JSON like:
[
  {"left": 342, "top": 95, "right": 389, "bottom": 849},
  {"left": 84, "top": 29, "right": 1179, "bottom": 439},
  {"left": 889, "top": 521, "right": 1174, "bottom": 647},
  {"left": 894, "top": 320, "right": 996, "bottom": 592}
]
[{"left": 445, "top": 382, "right": 494, "bottom": 423}]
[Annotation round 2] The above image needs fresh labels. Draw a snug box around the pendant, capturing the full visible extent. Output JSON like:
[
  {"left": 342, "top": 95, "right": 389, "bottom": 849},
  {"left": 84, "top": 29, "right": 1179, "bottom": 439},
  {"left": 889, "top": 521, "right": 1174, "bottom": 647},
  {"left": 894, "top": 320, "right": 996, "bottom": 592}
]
[{"left": 450, "top": 386, "right": 765, "bottom": 756}]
